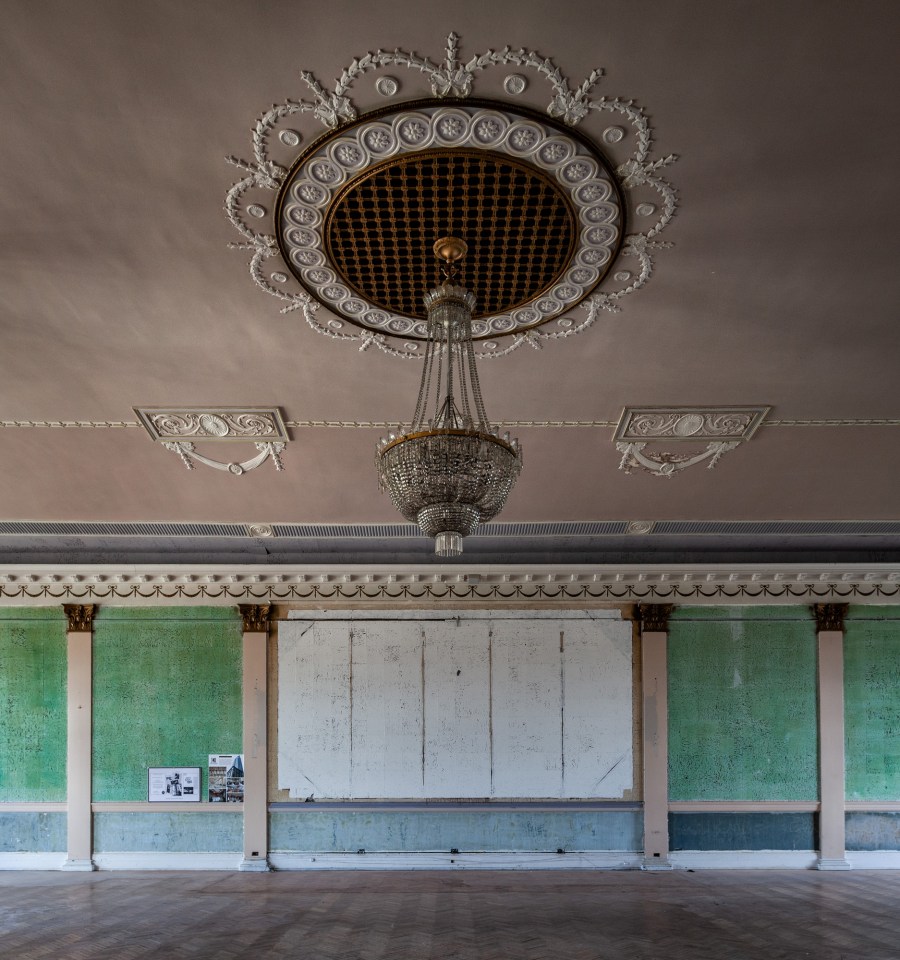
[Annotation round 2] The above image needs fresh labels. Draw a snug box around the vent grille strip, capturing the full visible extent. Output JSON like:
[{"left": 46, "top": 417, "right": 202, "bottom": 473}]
[{"left": 0, "top": 520, "right": 897, "bottom": 539}]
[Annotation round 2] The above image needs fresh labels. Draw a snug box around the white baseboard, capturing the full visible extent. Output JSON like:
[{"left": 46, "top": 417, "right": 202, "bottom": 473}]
[
  {"left": 269, "top": 852, "right": 642, "bottom": 871},
  {"left": 847, "top": 851, "right": 900, "bottom": 869},
  {"left": 670, "top": 851, "right": 819, "bottom": 869},
  {"left": 92, "top": 852, "right": 242, "bottom": 871},
  {"left": 0, "top": 852, "right": 66, "bottom": 870}
]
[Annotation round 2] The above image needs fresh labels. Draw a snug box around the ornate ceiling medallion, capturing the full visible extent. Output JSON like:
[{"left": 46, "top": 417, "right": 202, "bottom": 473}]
[{"left": 225, "top": 32, "right": 677, "bottom": 359}]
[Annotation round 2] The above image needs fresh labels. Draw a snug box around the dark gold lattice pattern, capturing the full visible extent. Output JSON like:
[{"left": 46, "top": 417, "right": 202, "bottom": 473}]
[{"left": 324, "top": 151, "right": 576, "bottom": 320}]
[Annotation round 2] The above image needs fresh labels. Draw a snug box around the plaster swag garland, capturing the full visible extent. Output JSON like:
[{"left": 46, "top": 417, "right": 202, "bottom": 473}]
[{"left": 225, "top": 31, "right": 678, "bottom": 359}]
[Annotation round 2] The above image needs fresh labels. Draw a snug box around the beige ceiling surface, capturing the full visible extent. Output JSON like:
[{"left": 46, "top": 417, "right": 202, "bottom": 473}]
[{"left": 0, "top": 0, "right": 898, "bottom": 530}]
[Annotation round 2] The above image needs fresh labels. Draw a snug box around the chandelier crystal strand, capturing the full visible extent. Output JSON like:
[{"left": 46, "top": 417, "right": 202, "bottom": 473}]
[{"left": 376, "top": 237, "right": 523, "bottom": 556}]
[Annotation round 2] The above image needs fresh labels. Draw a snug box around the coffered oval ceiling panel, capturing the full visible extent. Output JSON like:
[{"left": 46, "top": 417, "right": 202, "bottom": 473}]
[{"left": 277, "top": 102, "right": 623, "bottom": 341}]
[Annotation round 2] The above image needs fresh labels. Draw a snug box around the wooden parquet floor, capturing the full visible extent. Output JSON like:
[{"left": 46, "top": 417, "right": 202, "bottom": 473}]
[{"left": 0, "top": 870, "right": 898, "bottom": 960}]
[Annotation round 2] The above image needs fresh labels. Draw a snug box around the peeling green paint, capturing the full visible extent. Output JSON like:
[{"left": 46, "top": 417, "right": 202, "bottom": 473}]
[
  {"left": 0, "top": 616, "right": 67, "bottom": 801},
  {"left": 845, "top": 620, "right": 900, "bottom": 800},
  {"left": 668, "top": 616, "right": 818, "bottom": 801},
  {"left": 92, "top": 608, "right": 242, "bottom": 801}
]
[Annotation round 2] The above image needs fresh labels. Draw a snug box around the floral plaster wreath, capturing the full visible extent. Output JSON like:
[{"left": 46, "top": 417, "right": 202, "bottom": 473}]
[{"left": 225, "top": 32, "right": 677, "bottom": 359}]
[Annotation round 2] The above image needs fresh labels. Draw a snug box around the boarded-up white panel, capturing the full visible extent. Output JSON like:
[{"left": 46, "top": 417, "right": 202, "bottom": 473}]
[
  {"left": 278, "top": 621, "right": 351, "bottom": 799},
  {"left": 350, "top": 623, "right": 424, "bottom": 798},
  {"left": 490, "top": 621, "right": 563, "bottom": 798},
  {"left": 562, "top": 620, "right": 633, "bottom": 798},
  {"left": 423, "top": 621, "right": 492, "bottom": 797}
]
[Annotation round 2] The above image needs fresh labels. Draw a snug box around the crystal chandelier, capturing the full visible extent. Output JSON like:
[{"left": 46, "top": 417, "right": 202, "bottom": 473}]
[{"left": 376, "top": 238, "right": 523, "bottom": 557}]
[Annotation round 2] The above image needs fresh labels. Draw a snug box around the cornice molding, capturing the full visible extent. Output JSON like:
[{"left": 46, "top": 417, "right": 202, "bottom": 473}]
[{"left": 0, "top": 565, "right": 895, "bottom": 607}]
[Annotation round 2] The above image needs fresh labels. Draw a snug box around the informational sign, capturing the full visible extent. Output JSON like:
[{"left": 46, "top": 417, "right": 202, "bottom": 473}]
[
  {"left": 148, "top": 767, "right": 200, "bottom": 802},
  {"left": 208, "top": 754, "right": 244, "bottom": 803}
]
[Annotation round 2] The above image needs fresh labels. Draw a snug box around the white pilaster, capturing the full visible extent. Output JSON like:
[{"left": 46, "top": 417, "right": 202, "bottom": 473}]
[
  {"left": 815, "top": 603, "right": 851, "bottom": 870},
  {"left": 640, "top": 605, "right": 673, "bottom": 870},
  {"left": 239, "top": 605, "right": 270, "bottom": 871},
  {"left": 61, "top": 604, "right": 96, "bottom": 871}
]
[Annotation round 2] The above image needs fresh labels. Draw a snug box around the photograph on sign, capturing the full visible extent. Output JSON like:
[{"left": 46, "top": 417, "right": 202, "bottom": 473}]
[
  {"left": 148, "top": 767, "right": 201, "bottom": 802},
  {"left": 208, "top": 754, "right": 244, "bottom": 802}
]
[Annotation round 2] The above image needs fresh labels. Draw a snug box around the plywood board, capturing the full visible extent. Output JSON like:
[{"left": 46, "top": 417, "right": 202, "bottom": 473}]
[
  {"left": 423, "top": 620, "right": 491, "bottom": 797},
  {"left": 276, "top": 616, "right": 634, "bottom": 801},
  {"left": 562, "top": 619, "right": 633, "bottom": 798},
  {"left": 350, "top": 622, "right": 424, "bottom": 798},
  {"left": 278, "top": 621, "right": 351, "bottom": 799},
  {"left": 490, "top": 621, "right": 563, "bottom": 798}
]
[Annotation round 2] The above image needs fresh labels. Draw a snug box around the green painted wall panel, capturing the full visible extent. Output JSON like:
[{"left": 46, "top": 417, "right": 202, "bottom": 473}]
[
  {"left": 93, "top": 812, "right": 242, "bottom": 852},
  {"left": 92, "top": 609, "right": 242, "bottom": 801},
  {"left": 0, "top": 616, "right": 67, "bottom": 801},
  {"left": 668, "top": 614, "right": 818, "bottom": 801},
  {"left": 269, "top": 809, "right": 641, "bottom": 853},
  {"left": 844, "top": 621, "right": 900, "bottom": 801},
  {"left": 0, "top": 812, "right": 66, "bottom": 852}
]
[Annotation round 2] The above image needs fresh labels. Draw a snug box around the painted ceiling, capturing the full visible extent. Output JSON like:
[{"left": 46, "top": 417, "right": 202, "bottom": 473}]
[{"left": 0, "top": 0, "right": 898, "bottom": 566}]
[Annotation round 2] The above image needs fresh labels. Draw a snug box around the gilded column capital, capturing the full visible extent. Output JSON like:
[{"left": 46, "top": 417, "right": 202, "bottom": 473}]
[
  {"left": 239, "top": 604, "right": 271, "bottom": 633},
  {"left": 813, "top": 603, "right": 849, "bottom": 633},
  {"left": 63, "top": 604, "right": 96, "bottom": 632},
  {"left": 637, "top": 603, "right": 673, "bottom": 634}
]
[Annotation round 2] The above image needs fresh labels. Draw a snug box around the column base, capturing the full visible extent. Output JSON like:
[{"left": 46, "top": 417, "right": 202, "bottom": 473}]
[
  {"left": 817, "top": 857, "right": 852, "bottom": 871},
  {"left": 641, "top": 856, "right": 674, "bottom": 871},
  {"left": 239, "top": 857, "right": 271, "bottom": 872},
  {"left": 61, "top": 858, "right": 97, "bottom": 872}
]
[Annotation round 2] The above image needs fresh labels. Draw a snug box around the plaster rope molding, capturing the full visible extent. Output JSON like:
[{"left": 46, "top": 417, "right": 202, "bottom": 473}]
[
  {"left": 161, "top": 441, "right": 285, "bottom": 475},
  {"left": 225, "top": 32, "right": 676, "bottom": 356},
  {"left": 3, "top": 418, "right": 900, "bottom": 429}
]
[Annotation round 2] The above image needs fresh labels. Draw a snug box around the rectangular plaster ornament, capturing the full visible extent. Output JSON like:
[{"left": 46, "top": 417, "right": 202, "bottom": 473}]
[
  {"left": 614, "top": 406, "right": 770, "bottom": 443},
  {"left": 134, "top": 407, "right": 289, "bottom": 443}
]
